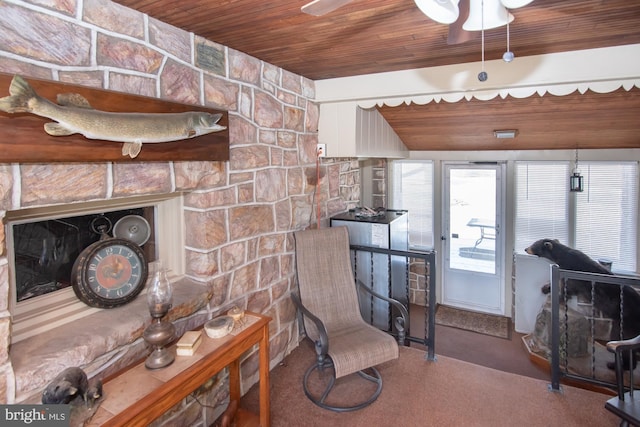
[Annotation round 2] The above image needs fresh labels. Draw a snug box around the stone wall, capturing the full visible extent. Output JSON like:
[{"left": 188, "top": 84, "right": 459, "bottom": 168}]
[
  {"left": 0, "top": 0, "right": 361, "bottom": 422},
  {"left": 409, "top": 258, "right": 430, "bottom": 306}
]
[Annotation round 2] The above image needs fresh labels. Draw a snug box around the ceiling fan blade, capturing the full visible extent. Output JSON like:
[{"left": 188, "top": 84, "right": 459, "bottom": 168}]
[
  {"left": 447, "top": 0, "right": 475, "bottom": 45},
  {"left": 301, "top": 0, "right": 354, "bottom": 16}
]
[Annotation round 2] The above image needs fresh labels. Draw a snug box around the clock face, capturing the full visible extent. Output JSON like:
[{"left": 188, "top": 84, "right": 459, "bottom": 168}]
[{"left": 72, "top": 238, "right": 148, "bottom": 308}]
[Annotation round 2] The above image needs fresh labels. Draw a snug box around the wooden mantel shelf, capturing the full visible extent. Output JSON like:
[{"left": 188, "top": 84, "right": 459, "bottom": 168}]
[
  {"left": 0, "top": 72, "right": 229, "bottom": 163},
  {"left": 87, "top": 312, "right": 271, "bottom": 427}
]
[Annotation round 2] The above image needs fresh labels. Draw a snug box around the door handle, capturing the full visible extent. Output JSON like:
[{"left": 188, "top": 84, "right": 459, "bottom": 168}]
[{"left": 441, "top": 236, "right": 446, "bottom": 240}]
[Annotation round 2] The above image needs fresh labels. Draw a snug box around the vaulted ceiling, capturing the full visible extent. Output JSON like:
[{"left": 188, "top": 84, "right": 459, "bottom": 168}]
[{"left": 113, "top": 0, "right": 640, "bottom": 151}]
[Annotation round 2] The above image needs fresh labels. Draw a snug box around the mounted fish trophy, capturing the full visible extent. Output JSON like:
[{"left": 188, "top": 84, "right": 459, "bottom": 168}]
[{"left": 0, "top": 75, "right": 227, "bottom": 159}]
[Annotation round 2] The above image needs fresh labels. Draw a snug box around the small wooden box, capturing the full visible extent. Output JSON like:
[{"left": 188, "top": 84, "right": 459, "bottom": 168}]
[{"left": 176, "top": 330, "right": 202, "bottom": 356}]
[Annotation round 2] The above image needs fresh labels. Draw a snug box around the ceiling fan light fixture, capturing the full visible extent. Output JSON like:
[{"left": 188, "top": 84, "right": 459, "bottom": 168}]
[
  {"left": 415, "top": 0, "right": 460, "bottom": 25},
  {"left": 494, "top": 129, "right": 518, "bottom": 139},
  {"left": 463, "top": 0, "right": 514, "bottom": 31},
  {"left": 500, "top": 0, "right": 534, "bottom": 9}
]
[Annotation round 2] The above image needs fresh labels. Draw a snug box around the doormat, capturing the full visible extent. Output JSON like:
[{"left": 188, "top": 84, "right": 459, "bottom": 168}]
[{"left": 435, "top": 305, "right": 512, "bottom": 340}]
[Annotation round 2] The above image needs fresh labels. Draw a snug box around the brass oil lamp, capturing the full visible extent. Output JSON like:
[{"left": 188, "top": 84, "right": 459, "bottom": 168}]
[{"left": 143, "top": 262, "right": 175, "bottom": 369}]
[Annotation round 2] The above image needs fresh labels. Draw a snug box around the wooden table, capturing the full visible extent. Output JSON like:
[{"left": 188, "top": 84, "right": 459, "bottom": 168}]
[{"left": 92, "top": 312, "right": 271, "bottom": 427}]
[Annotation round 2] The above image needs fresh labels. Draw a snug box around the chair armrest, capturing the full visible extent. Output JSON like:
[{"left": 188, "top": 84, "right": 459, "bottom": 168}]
[
  {"left": 291, "top": 293, "right": 329, "bottom": 357},
  {"left": 606, "top": 334, "right": 640, "bottom": 399},
  {"left": 606, "top": 334, "right": 640, "bottom": 355},
  {"left": 356, "top": 280, "right": 409, "bottom": 346}
]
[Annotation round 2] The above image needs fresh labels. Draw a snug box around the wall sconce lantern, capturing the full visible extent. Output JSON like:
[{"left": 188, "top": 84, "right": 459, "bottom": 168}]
[
  {"left": 570, "top": 149, "right": 584, "bottom": 192},
  {"left": 570, "top": 172, "right": 584, "bottom": 192}
]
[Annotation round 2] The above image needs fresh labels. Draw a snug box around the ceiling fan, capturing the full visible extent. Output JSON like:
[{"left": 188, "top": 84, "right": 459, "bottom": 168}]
[{"left": 301, "top": 0, "right": 533, "bottom": 45}]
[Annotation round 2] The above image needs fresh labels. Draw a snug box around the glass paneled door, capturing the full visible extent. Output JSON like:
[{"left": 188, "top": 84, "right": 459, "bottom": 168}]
[{"left": 442, "top": 163, "right": 505, "bottom": 315}]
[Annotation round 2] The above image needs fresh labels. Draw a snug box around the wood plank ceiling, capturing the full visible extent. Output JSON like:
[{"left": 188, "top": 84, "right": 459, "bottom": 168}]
[
  {"left": 113, "top": 0, "right": 640, "bottom": 151},
  {"left": 380, "top": 87, "right": 640, "bottom": 151}
]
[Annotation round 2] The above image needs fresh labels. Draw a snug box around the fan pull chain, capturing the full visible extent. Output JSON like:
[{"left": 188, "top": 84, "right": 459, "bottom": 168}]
[
  {"left": 507, "top": 21, "right": 510, "bottom": 49},
  {"left": 478, "top": 0, "right": 488, "bottom": 81},
  {"left": 503, "top": 21, "right": 514, "bottom": 62},
  {"left": 481, "top": 27, "right": 485, "bottom": 67}
]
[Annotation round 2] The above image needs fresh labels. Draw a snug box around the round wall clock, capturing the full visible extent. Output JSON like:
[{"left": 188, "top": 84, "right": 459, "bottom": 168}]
[{"left": 71, "top": 238, "right": 148, "bottom": 308}]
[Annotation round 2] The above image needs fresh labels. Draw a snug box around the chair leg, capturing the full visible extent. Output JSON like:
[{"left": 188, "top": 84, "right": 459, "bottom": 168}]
[{"left": 302, "top": 359, "right": 384, "bottom": 412}]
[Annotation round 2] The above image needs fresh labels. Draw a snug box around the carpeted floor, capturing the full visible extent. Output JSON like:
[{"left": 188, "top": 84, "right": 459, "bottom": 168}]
[
  {"left": 435, "top": 304, "right": 511, "bottom": 339},
  {"left": 240, "top": 339, "right": 619, "bottom": 427},
  {"left": 424, "top": 323, "right": 551, "bottom": 381},
  {"left": 410, "top": 303, "right": 549, "bottom": 380}
]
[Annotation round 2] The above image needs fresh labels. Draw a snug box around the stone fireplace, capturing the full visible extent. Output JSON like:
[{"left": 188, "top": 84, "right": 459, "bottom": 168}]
[
  {"left": 0, "top": 156, "right": 360, "bottom": 411},
  {"left": 0, "top": 1, "right": 363, "bottom": 422},
  {"left": 8, "top": 198, "right": 157, "bottom": 344}
]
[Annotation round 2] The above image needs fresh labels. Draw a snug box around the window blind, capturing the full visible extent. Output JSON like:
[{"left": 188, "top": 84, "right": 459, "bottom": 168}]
[
  {"left": 515, "top": 162, "right": 570, "bottom": 254},
  {"left": 575, "top": 162, "right": 638, "bottom": 272},
  {"left": 391, "top": 161, "right": 434, "bottom": 250},
  {"left": 515, "top": 160, "right": 638, "bottom": 273}
]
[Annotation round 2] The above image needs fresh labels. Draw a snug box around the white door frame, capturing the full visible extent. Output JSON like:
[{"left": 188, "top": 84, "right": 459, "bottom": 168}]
[{"left": 441, "top": 162, "right": 507, "bottom": 315}]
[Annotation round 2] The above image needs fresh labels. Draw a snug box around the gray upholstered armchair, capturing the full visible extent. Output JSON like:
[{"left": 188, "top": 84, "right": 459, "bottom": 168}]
[{"left": 291, "top": 226, "right": 408, "bottom": 412}]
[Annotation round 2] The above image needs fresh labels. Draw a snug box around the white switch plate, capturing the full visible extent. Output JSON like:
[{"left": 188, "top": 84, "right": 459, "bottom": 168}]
[{"left": 316, "top": 143, "right": 326, "bottom": 157}]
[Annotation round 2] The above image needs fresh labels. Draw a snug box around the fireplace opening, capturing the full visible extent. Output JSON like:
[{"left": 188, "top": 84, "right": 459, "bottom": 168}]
[
  {"left": 13, "top": 207, "right": 154, "bottom": 302},
  {"left": 5, "top": 193, "right": 185, "bottom": 344}
]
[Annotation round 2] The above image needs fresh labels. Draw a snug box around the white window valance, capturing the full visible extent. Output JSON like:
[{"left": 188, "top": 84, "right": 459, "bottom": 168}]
[
  {"left": 315, "top": 44, "right": 640, "bottom": 108},
  {"left": 357, "top": 79, "right": 640, "bottom": 109}
]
